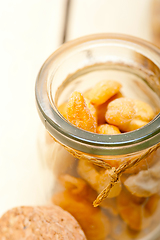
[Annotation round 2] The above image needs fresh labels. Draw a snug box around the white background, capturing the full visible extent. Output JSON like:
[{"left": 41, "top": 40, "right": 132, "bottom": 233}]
[{"left": 0, "top": 0, "right": 156, "bottom": 216}]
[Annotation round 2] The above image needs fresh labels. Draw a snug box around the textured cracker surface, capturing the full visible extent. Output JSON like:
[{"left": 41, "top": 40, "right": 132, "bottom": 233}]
[{"left": 0, "top": 205, "right": 86, "bottom": 240}]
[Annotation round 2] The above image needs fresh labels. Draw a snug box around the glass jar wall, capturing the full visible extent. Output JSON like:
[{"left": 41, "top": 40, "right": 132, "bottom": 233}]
[{"left": 35, "top": 34, "right": 160, "bottom": 240}]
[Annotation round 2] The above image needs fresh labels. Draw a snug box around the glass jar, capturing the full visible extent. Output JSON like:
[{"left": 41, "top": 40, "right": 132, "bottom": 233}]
[{"left": 35, "top": 34, "right": 160, "bottom": 240}]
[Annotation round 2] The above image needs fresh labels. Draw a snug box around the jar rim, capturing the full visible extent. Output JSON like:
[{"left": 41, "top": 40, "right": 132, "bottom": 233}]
[{"left": 35, "top": 33, "right": 160, "bottom": 156}]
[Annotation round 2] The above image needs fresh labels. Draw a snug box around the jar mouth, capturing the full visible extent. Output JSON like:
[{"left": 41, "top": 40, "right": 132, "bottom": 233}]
[{"left": 35, "top": 33, "right": 160, "bottom": 156}]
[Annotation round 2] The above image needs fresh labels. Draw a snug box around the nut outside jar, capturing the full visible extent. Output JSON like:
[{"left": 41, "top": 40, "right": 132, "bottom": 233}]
[{"left": 35, "top": 34, "right": 160, "bottom": 240}]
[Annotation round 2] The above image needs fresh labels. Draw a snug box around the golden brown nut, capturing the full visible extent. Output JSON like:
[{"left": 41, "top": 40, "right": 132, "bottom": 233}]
[
  {"left": 77, "top": 159, "right": 101, "bottom": 191},
  {"left": 120, "top": 99, "right": 155, "bottom": 132},
  {"left": 67, "top": 91, "right": 97, "bottom": 133},
  {"left": 117, "top": 188, "right": 144, "bottom": 231},
  {"left": 97, "top": 124, "right": 121, "bottom": 134},
  {"left": 0, "top": 205, "right": 87, "bottom": 240},
  {"left": 95, "top": 91, "right": 124, "bottom": 124},
  {"left": 52, "top": 175, "right": 110, "bottom": 240},
  {"left": 144, "top": 194, "right": 160, "bottom": 217},
  {"left": 105, "top": 98, "right": 136, "bottom": 131},
  {"left": 117, "top": 188, "right": 160, "bottom": 232},
  {"left": 86, "top": 80, "right": 122, "bottom": 105},
  {"left": 78, "top": 159, "right": 122, "bottom": 198},
  {"left": 133, "top": 99, "right": 155, "bottom": 121},
  {"left": 125, "top": 119, "right": 149, "bottom": 132}
]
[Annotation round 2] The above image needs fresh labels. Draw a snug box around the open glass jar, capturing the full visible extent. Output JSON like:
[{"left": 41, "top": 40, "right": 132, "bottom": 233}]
[{"left": 35, "top": 34, "right": 160, "bottom": 240}]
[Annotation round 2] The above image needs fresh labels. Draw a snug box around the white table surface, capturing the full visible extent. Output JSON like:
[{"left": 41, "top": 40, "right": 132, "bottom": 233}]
[{"left": 0, "top": 0, "right": 154, "bottom": 216}]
